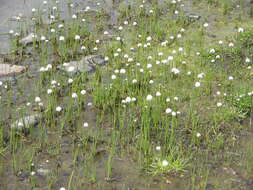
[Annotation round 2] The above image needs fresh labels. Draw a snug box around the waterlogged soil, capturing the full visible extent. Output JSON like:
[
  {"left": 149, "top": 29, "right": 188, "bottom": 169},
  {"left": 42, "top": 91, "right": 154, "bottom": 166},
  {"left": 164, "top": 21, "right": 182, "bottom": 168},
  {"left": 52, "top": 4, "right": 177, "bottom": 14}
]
[
  {"left": 1, "top": 0, "right": 253, "bottom": 190},
  {"left": 0, "top": 0, "right": 118, "bottom": 54}
]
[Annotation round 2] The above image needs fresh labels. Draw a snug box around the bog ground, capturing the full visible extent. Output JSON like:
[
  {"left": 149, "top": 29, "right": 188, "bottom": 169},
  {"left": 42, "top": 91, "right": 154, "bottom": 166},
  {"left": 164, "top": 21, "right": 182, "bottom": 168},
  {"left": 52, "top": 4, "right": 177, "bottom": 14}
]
[{"left": 0, "top": 0, "right": 253, "bottom": 190}]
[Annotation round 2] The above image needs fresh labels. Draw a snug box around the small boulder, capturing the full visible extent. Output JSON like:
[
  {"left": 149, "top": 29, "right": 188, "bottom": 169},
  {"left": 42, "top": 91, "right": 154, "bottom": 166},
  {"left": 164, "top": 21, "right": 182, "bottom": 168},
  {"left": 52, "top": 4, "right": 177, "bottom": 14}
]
[
  {"left": 37, "top": 168, "right": 50, "bottom": 176},
  {"left": 20, "top": 33, "right": 36, "bottom": 45},
  {"left": 0, "top": 64, "right": 26, "bottom": 77},
  {"left": 11, "top": 114, "right": 41, "bottom": 130},
  {"left": 60, "top": 59, "right": 95, "bottom": 75},
  {"left": 59, "top": 55, "right": 108, "bottom": 75},
  {"left": 84, "top": 55, "right": 108, "bottom": 66},
  {"left": 186, "top": 14, "right": 201, "bottom": 21}
]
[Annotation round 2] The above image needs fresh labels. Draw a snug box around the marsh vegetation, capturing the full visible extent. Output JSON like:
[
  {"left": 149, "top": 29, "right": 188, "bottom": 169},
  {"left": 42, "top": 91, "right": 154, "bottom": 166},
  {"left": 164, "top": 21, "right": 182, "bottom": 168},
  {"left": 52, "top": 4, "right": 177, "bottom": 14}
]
[{"left": 0, "top": 0, "right": 253, "bottom": 189}]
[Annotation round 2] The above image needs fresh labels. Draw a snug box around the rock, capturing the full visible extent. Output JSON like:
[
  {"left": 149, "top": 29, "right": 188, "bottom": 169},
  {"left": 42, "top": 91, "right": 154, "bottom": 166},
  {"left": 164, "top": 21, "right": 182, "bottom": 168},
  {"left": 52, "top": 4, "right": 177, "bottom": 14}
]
[
  {"left": 206, "top": 183, "right": 215, "bottom": 190},
  {"left": 0, "top": 63, "right": 26, "bottom": 77},
  {"left": 20, "top": 33, "right": 36, "bottom": 45},
  {"left": 0, "top": 76, "right": 17, "bottom": 85},
  {"left": 11, "top": 114, "right": 41, "bottom": 130},
  {"left": 17, "top": 171, "right": 30, "bottom": 181},
  {"left": 59, "top": 55, "right": 108, "bottom": 75},
  {"left": 186, "top": 14, "right": 201, "bottom": 21},
  {"left": 208, "top": 34, "right": 217, "bottom": 38},
  {"left": 84, "top": 55, "right": 108, "bottom": 66},
  {"left": 60, "top": 59, "right": 95, "bottom": 75},
  {"left": 37, "top": 168, "right": 50, "bottom": 176}
]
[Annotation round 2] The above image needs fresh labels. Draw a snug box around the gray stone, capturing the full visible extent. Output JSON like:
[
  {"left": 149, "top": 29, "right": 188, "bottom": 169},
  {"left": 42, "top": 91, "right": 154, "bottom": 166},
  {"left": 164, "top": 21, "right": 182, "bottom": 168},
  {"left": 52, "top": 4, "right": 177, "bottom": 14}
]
[
  {"left": 20, "top": 33, "right": 35, "bottom": 45},
  {"left": 59, "top": 55, "right": 108, "bottom": 75},
  {"left": 84, "top": 55, "right": 108, "bottom": 66},
  {"left": 0, "top": 76, "right": 16, "bottom": 84},
  {"left": 186, "top": 14, "right": 201, "bottom": 21},
  {"left": 11, "top": 114, "right": 41, "bottom": 130},
  {"left": 60, "top": 59, "right": 95, "bottom": 74},
  {"left": 0, "top": 63, "right": 26, "bottom": 77},
  {"left": 37, "top": 168, "right": 50, "bottom": 176}
]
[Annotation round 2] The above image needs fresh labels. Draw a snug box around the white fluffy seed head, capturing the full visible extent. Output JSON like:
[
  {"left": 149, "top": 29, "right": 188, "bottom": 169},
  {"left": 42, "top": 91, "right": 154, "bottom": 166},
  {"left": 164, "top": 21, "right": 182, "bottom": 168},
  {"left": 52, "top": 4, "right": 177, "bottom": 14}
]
[
  {"left": 166, "top": 108, "right": 172, "bottom": 114},
  {"left": 81, "top": 90, "right": 86, "bottom": 95},
  {"left": 162, "top": 160, "right": 169, "bottom": 167},
  {"left": 146, "top": 95, "right": 153, "bottom": 101},
  {"left": 72, "top": 93, "right": 78, "bottom": 98},
  {"left": 35, "top": 97, "right": 41, "bottom": 102},
  {"left": 195, "top": 82, "right": 201, "bottom": 87},
  {"left": 83, "top": 122, "right": 89, "bottom": 127},
  {"left": 56, "top": 106, "right": 62, "bottom": 112}
]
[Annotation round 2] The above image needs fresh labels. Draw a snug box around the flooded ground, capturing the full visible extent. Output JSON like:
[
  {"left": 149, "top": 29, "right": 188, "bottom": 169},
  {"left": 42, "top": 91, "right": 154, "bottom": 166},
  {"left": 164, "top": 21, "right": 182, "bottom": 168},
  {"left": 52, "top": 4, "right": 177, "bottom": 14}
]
[{"left": 0, "top": 0, "right": 253, "bottom": 189}]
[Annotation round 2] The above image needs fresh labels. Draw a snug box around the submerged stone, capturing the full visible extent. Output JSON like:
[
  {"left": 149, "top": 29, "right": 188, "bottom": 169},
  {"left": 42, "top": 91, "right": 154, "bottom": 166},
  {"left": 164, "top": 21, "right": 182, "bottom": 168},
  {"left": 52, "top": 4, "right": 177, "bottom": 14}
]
[
  {"left": 37, "top": 168, "right": 50, "bottom": 176},
  {"left": 60, "top": 59, "right": 95, "bottom": 74},
  {"left": 59, "top": 55, "right": 108, "bottom": 75},
  {"left": 84, "top": 55, "right": 108, "bottom": 66},
  {"left": 20, "top": 33, "right": 35, "bottom": 45},
  {"left": 11, "top": 114, "right": 41, "bottom": 130},
  {"left": 0, "top": 63, "right": 26, "bottom": 77},
  {"left": 0, "top": 76, "right": 17, "bottom": 85},
  {"left": 186, "top": 14, "right": 201, "bottom": 21}
]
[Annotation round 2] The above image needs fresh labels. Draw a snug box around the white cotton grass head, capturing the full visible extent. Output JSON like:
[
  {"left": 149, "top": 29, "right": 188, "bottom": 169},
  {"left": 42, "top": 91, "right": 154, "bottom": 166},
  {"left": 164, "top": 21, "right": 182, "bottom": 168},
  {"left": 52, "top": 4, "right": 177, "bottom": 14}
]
[
  {"left": 83, "top": 122, "right": 89, "bottom": 128},
  {"left": 146, "top": 36, "right": 152, "bottom": 41},
  {"left": 56, "top": 106, "right": 62, "bottom": 112},
  {"left": 146, "top": 95, "right": 153, "bottom": 101},
  {"left": 195, "top": 82, "right": 201, "bottom": 87},
  {"left": 228, "top": 76, "right": 234, "bottom": 80},
  {"left": 75, "top": 35, "right": 80, "bottom": 40},
  {"left": 197, "top": 73, "right": 205, "bottom": 78},
  {"left": 40, "top": 36, "right": 46, "bottom": 41},
  {"left": 59, "top": 36, "right": 65, "bottom": 41},
  {"left": 238, "top": 27, "right": 244, "bottom": 32},
  {"left": 165, "top": 108, "right": 172, "bottom": 114},
  {"left": 35, "top": 97, "right": 41, "bottom": 103},
  {"left": 203, "top": 23, "right": 209, "bottom": 27},
  {"left": 120, "top": 69, "right": 126, "bottom": 74},
  {"left": 162, "top": 160, "right": 169, "bottom": 167},
  {"left": 132, "top": 79, "right": 137, "bottom": 83},
  {"left": 38, "top": 102, "right": 44, "bottom": 107},
  {"left": 228, "top": 42, "right": 234, "bottom": 47},
  {"left": 171, "top": 68, "right": 180, "bottom": 75},
  {"left": 171, "top": 111, "right": 177, "bottom": 117},
  {"left": 81, "top": 90, "right": 86, "bottom": 95},
  {"left": 72, "top": 93, "right": 78, "bottom": 99},
  {"left": 68, "top": 78, "right": 74, "bottom": 84},
  {"left": 125, "top": 97, "right": 131, "bottom": 103},
  {"left": 47, "top": 89, "right": 53, "bottom": 94},
  {"left": 217, "top": 102, "right": 223, "bottom": 107},
  {"left": 155, "top": 146, "right": 161, "bottom": 151},
  {"left": 30, "top": 171, "right": 36, "bottom": 176},
  {"left": 111, "top": 74, "right": 116, "bottom": 80},
  {"left": 156, "top": 91, "right": 161, "bottom": 97},
  {"left": 245, "top": 57, "right": 251, "bottom": 63},
  {"left": 166, "top": 97, "right": 170, "bottom": 102}
]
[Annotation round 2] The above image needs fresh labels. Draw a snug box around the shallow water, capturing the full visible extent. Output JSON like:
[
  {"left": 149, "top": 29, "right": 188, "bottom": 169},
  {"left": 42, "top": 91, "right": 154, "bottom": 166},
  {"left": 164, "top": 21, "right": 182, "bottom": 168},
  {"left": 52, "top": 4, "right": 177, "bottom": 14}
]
[
  {"left": 0, "top": 0, "right": 114, "bottom": 53},
  {"left": 0, "top": 0, "right": 42, "bottom": 53}
]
